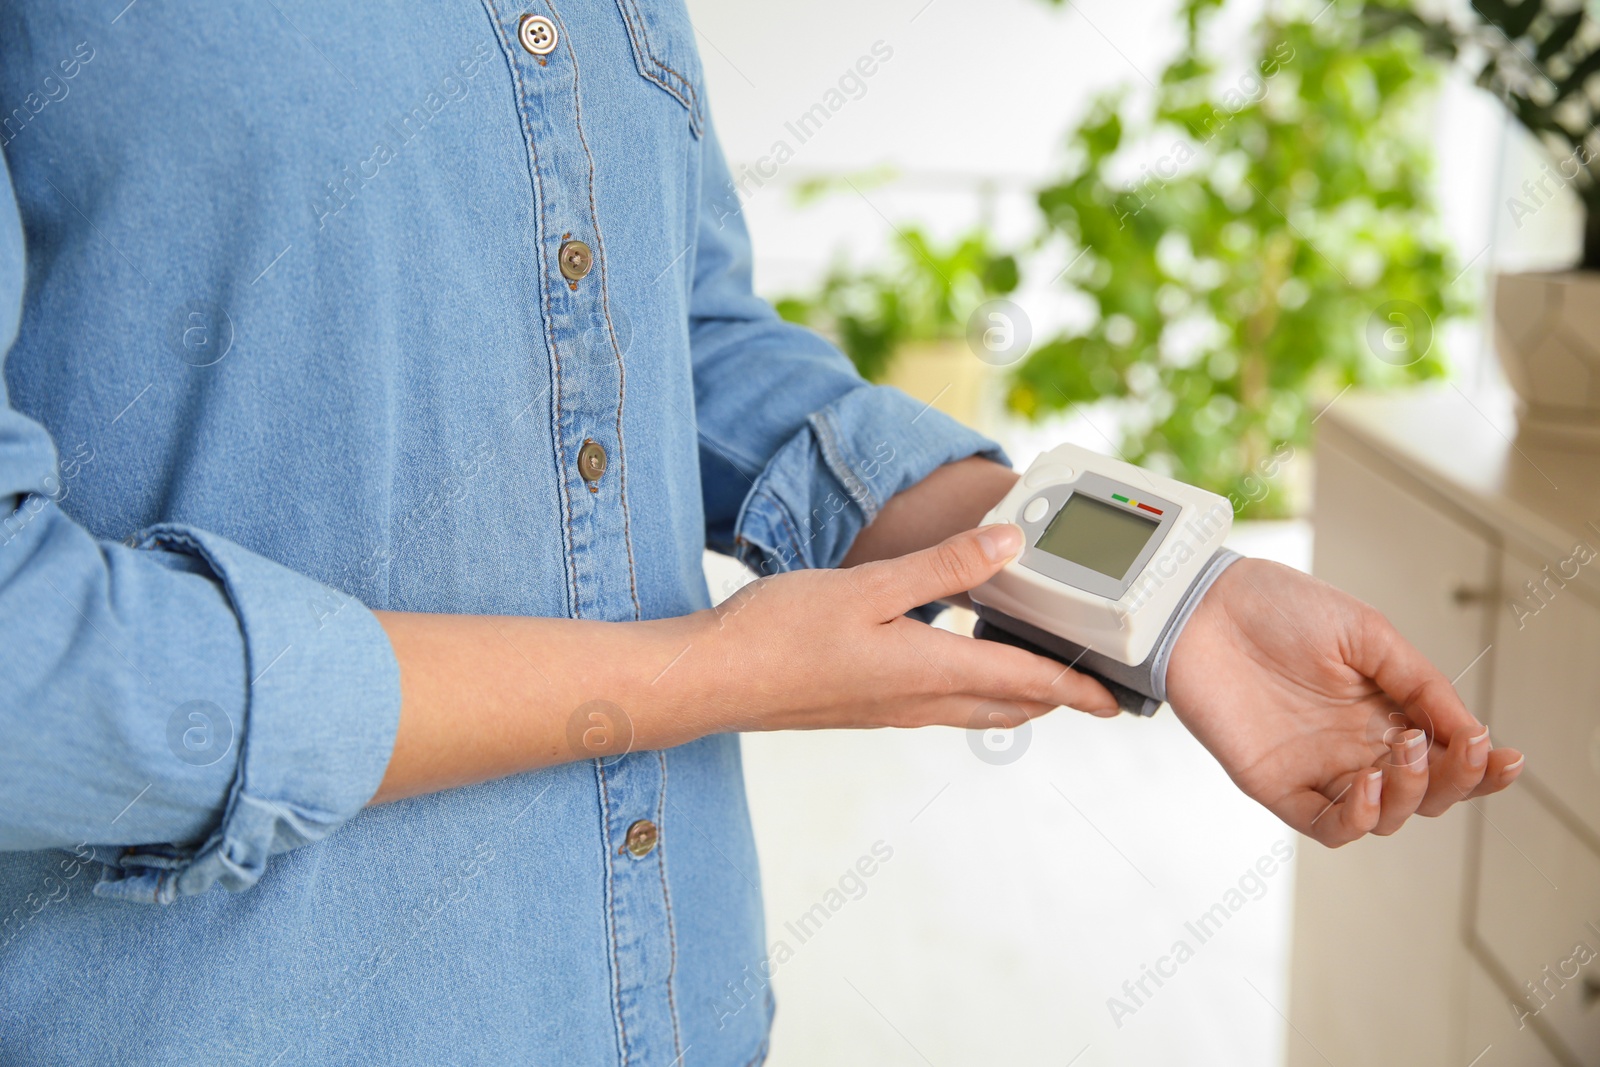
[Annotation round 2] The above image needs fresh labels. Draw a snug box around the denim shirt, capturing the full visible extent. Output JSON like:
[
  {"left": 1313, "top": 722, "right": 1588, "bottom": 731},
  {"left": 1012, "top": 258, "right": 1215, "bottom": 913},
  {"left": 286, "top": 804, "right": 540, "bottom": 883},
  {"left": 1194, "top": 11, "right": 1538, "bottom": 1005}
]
[{"left": 0, "top": 2, "right": 999, "bottom": 1063}]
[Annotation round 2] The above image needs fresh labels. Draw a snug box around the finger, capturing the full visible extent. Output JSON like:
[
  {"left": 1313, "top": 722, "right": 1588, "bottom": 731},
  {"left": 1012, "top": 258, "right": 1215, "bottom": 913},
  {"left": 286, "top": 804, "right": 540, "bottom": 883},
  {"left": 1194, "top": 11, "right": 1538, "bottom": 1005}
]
[
  {"left": 948, "top": 695, "right": 1059, "bottom": 730},
  {"left": 873, "top": 693, "right": 1059, "bottom": 731},
  {"left": 1373, "top": 729, "right": 1428, "bottom": 835},
  {"left": 1415, "top": 725, "right": 1490, "bottom": 817},
  {"left": 1349, "top": 607, "right": 1484, "bottom": 751},
  {"left": 912, "top": 623, "right": 1120, "bottom": 715},
  {"left": 1282, "top": 769, "right": 1383, "bottom": 848},
  {"left": 1463, "top": 748, "right": 1525, "bottom": 800},
  {"left": 851, "top": 524, "right": 1023, "bottom": 620}
]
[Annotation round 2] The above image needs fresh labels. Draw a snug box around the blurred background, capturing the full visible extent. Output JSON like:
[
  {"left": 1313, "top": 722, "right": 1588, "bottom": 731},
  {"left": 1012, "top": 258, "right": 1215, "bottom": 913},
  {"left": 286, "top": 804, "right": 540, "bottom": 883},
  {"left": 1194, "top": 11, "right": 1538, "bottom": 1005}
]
[{"left": 689, "top": 0, "right": 1600, "bottom": 1064}]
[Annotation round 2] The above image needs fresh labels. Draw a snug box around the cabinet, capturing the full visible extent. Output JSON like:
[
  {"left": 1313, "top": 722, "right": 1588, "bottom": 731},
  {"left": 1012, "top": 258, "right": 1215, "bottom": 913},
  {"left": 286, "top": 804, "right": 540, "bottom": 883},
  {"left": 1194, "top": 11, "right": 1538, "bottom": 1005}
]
[
  {"left": 1475, "top": 785, "right": 1600, "bottom": 1064},
  {"left": 1288, "top": 390, "right": 1600, "bottom": 1067},
  {"left": 1491, "top": 547, "right": 1600, "bottom": 847},
  {"left": 1465, "top": 957, "right": 1567, "bottom": 1067}
]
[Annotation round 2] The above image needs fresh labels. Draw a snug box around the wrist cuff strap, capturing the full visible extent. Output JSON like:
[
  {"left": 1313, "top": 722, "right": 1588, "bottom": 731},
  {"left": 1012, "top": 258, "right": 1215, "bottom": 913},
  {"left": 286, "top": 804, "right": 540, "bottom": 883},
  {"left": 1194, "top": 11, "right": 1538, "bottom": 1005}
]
[{"left": 972, "top": 548, "right": 1242, "bottom": 716}]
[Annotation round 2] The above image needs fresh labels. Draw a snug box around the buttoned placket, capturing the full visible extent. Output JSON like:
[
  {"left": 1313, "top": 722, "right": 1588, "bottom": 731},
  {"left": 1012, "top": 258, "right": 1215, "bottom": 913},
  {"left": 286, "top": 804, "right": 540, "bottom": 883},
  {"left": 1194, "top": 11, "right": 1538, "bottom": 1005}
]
[{"left": 490, "top": 3, "right": 683, "bottom": 1064}]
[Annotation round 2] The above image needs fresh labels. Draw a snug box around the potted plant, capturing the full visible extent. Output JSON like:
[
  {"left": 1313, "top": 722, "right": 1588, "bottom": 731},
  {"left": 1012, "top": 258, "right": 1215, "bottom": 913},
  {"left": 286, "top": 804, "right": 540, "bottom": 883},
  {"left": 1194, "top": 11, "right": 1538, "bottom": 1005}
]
[
  {"left": 1366, "top": 0, "right": 1600, "bottom": 445},
  {"left": 775, "top": 221, "right": 1021, "bottom": 429},
  {"left": 1015, "top": 0, "right": 1465, "bottom": 516}
]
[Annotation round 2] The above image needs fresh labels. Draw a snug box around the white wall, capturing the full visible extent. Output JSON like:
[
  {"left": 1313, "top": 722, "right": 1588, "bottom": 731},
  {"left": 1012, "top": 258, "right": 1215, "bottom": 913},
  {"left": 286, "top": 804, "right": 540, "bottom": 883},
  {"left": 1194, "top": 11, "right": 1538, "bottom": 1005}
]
[{"left": 686, "top": 0, "right": 1185, "bottom": 295}]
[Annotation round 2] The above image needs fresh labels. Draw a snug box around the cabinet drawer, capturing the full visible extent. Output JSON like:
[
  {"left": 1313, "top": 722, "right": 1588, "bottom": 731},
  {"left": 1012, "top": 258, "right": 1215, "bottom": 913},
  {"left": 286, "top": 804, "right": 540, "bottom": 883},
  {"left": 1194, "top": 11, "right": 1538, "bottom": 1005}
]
[
  {"left": 1475, "top": 785, "right": 1600, "bottom": 1066},
  {"left": 1311, "top": 443, "right": 1497, "bottom": 709},
  {"left": 1490, "top": 546, "right": 1600, "bottom": 845}
]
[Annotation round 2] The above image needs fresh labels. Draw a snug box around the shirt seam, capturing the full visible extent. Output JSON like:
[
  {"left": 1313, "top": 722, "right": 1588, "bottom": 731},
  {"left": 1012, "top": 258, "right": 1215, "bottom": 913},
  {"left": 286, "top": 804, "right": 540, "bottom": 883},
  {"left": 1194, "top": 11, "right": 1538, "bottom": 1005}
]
[
  {"left": 482, "top": 0, "right": 583, "bottom": 620},
  {"left": 552, "top": 0, "right": 642, "bottom": 623},
  {"left": 612, "top": 0, "right": 704, "bottom": 135},
  {"left": 595, "top": 758, "right": 633, "bottom": 1067},
  {"left": 653, "top": 750, "right": 686, "bottom": 1064}
]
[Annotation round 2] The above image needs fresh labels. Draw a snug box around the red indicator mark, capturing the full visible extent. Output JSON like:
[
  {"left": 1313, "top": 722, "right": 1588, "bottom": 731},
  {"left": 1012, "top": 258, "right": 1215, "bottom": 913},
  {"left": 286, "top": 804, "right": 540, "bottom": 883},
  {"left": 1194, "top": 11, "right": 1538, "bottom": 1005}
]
[{"left": 1136, "top": 502, "right": 1164, "bottom": 516}]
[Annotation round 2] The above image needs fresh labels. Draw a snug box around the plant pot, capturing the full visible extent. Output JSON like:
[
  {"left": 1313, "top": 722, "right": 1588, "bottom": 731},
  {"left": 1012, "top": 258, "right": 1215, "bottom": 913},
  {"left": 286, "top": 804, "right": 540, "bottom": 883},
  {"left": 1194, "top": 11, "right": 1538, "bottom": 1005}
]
[
  {"left": 1493, "top": 270, "right": 1600, "bottom": 448},
  {"left": 880, "top": 339, "right": 987, "bottom": 429}
]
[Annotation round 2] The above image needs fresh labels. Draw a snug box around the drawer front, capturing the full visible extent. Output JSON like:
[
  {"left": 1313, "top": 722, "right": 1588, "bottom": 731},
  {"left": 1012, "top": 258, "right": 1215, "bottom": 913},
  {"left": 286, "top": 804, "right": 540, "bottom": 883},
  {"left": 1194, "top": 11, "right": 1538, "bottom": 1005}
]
[
  {"left": 1312, "top": 443, "right": 1497, "bottom": 710},
  {"left": 1490, "top": 545, "right": 1600, "bottom": 844},
  {"left": 1475, "top": 786, "right": 1600, "bottom": 1066}
]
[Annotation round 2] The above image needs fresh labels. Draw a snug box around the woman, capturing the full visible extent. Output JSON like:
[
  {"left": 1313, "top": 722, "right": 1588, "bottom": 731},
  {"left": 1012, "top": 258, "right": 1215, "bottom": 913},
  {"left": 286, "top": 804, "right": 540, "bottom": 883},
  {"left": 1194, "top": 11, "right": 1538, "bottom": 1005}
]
[{"left": 0, "top": 3, "right": 1520, "bottom": 1064}]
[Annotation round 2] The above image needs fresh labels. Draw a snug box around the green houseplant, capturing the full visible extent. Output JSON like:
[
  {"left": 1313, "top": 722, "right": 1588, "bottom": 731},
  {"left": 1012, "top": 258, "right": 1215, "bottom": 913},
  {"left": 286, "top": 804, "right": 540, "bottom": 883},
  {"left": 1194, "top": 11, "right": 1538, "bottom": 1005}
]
[
  {"left": 1013, "top": 0, "right": 1467, "bottom": 516},
  {"left": 1365, "top": 0, "right": 1600, "bottom": 443}
]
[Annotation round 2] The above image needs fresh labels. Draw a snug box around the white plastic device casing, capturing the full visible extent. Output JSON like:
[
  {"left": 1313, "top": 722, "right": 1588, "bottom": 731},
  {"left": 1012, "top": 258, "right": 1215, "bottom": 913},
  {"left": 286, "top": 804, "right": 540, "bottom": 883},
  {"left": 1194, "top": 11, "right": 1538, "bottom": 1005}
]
[{"left": 969, "top": 442, "right": 1232, "bottom": 665}]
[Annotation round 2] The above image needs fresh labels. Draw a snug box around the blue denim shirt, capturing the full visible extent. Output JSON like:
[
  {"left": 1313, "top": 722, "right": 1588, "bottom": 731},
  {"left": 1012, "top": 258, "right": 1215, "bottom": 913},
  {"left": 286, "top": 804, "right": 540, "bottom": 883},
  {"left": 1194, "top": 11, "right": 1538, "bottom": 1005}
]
[{"left": 0, "top": 2, "right": 999, "bottom": 1063}]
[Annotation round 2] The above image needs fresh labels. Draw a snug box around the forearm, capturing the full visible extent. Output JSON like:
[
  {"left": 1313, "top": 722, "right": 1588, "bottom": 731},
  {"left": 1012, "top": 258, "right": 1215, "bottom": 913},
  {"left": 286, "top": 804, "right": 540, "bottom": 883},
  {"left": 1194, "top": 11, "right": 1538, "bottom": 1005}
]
[
  {"left": 370, "top": 611, "right": 711, "bottom": 804},
  {"left": 374, "top": 457, "right": 1024, "bottom": 805}
]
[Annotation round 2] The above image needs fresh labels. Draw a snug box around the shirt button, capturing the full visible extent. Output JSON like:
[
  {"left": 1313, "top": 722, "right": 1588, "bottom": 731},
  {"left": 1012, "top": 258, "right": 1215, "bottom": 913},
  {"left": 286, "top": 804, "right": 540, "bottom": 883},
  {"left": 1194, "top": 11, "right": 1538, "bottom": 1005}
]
[
  {"left": 518, "top": 15, "right": 558, "bottom": 56},
  {"left": 559, "top": 240, "right": 593, "bottom": 282},
  {"left": 578, "top": 440, "right": 607, "bottom": 483},
  {"left": 623, "top": 819, "right": 658, "bottom": 858}
]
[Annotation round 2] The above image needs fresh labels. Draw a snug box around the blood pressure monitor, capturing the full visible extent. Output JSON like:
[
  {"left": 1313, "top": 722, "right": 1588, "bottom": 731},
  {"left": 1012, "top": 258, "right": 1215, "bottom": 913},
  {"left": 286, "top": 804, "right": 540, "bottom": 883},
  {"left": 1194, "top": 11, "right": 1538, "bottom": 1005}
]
[{"left": 970, "top": 443, "right": 1233, "bottom": 668}]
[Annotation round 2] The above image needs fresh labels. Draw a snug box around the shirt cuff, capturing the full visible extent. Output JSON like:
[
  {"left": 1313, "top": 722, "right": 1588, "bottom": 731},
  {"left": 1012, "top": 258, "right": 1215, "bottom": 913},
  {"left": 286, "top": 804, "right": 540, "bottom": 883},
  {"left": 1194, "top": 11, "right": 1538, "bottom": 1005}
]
[
  {"left": 731, "top": 384, "right": 1007, "bottom": 576},
  {"left": 93, "top": 524, "right": 401, "bottom": 904},
  {"left": 973, "top": 549, "right": 1242, "bottom": 716}
]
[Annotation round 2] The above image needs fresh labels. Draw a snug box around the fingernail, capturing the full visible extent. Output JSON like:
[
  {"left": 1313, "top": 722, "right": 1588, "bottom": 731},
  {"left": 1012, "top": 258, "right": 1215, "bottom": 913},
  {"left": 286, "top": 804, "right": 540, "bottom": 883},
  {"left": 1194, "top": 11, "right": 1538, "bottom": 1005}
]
[
  {"left": 1468, "top": 730, "right": 1489, "bottom": 770},
  {"left": 1364, "top": 771, "right": 1383, "bottom": 805},
  {"left": 1399, "top": 729, "right": 1425, "bottom": 765},
  {"left": 977, "top": 523, "right": 1024, "bottom": 563},
  {"left": 1504, "top": 754, "right": 1526, "bottom": 774}
]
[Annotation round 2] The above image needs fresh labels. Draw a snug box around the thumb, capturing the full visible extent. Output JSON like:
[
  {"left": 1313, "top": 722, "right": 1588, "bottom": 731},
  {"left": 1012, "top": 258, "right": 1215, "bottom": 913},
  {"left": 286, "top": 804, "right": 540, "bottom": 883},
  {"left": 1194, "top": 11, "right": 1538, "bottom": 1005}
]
[{"left": 851, "top": 524, "right": 1024, "bottom": 619}]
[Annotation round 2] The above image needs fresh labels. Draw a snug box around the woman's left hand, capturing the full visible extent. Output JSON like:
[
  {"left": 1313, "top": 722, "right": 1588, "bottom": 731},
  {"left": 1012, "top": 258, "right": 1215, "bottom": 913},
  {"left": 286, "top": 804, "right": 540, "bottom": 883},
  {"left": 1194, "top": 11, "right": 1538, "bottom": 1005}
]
[{"left": 1165, "top": 557, "right": 1524, "bottom": 847}]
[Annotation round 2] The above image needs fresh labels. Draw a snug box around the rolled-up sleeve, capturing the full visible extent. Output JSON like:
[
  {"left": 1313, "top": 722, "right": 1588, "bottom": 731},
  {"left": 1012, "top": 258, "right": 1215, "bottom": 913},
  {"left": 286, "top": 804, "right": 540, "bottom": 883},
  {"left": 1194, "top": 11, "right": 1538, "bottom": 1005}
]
[
  {"left": 0, "top": 152, "right": 400, "bottom": 904},
  {"left": 690, "top": 120, "right": 1004, "bottom": 575}
]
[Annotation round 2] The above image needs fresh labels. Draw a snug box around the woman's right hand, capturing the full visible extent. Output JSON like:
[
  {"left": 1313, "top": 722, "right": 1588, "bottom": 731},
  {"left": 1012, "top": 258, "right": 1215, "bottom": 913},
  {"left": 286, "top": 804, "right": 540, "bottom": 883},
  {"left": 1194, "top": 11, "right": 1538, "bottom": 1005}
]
[
  {"left": 689, "top": 523, "right": 1118, "bottom": 736},
  {"left": 372, "top": 524, "right": 1116, "bottom": 804}
]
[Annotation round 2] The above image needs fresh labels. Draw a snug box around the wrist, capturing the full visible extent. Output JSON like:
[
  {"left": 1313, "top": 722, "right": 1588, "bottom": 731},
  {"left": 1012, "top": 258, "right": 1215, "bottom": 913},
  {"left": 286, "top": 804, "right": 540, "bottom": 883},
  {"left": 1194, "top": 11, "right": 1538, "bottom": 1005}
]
[
  {"left": 1164, "top": 554, "right": 1252, "bottom": 717},
  {"left": 572, "top": 611, "right": 723, "bottom": 757}
]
